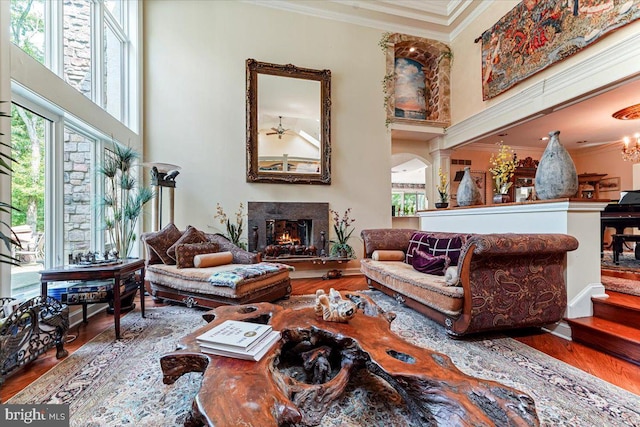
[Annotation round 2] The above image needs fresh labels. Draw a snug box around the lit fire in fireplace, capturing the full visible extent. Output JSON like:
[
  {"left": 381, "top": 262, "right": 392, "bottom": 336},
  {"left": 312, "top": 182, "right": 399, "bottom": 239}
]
[{"left": 277, "top": 232, "right": 301, "bottom": 245}]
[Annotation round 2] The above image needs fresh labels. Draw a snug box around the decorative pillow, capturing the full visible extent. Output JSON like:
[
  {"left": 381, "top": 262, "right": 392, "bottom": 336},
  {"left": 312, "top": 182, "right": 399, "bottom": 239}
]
[
  {"left": 372, "top": 250, "right": 405, "bottom": 261},
  {"left": 194, "top": 251, "right": 234, "bottom": 268},
  {"left": 175, "top": 242, "right": 220, "bottom": 269},
  {"left": 411, "top": 250, "right": 450, "bottom": 276},
  {"left": 405, "top": 232, "right": 431, "bottom": 265},
  {"left": 427, "top": 235, "right": 466, "bottom": 266},
  {"left": 444, "top": 266, "right": 460, "bottom": 286},
  {"left": 142, "top": 223, "right": 183, "bottom": 265},
  {"left": 167, "top": 225, "right": 207, "bottom": 261}
]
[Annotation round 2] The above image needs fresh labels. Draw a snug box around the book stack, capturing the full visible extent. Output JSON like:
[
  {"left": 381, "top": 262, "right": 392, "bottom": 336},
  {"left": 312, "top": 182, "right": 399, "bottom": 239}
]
[
  {"left": 61, "top": 280, "right": 120, "bottom": 304},
  {"left": 196, "top": 320, "right": 280, "bottom": 361}
]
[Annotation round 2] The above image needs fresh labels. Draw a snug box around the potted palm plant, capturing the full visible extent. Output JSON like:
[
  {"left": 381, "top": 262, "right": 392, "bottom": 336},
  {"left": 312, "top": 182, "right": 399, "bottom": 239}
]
[{"left": 99, "top": 144, "right": 153, "bottom": 258}]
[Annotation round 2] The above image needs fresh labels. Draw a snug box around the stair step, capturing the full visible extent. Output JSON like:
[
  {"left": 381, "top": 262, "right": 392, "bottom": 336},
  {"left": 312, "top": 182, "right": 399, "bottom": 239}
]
[
  {"left": 568, "top": 317, "right": 640, "bottom": 366},
  {"left": 592, "top": 291, "right": 640, "bottom": 328}
]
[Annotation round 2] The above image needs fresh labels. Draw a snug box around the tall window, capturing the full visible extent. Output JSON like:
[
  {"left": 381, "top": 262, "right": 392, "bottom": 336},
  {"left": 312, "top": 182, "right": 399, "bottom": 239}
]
[
  {"left": 104, "top": 21, "right": 124, "bottom": 120},
  {"left": 10, "top": 0, "right": 46, "bottom": 64},
  {"left": 11, "top": 0, "right": 135, "bottom": 127},
  {"left": 63, "top": 0, "right": 92, "bottom": 98},
  {"left": 5, "top": 1, "right": 139, "bottom": 298},
  {"left": 63, "top": 126, "right": 97, "bottom": 262},
  {"left": 11, "top": 104, "right": 49, "bottom": 298}
]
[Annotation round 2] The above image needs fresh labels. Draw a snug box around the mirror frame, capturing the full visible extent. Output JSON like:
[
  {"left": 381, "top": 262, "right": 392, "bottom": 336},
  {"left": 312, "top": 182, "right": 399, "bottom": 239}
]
[{"left": 246, "top": 58, "right": 331, "bottom": 184}]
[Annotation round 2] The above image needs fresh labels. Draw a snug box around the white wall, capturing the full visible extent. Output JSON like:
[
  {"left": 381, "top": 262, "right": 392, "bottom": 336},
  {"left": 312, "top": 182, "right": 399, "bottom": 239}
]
[{"left": 143, "top": 1, "right": 389, "bottom": 258}]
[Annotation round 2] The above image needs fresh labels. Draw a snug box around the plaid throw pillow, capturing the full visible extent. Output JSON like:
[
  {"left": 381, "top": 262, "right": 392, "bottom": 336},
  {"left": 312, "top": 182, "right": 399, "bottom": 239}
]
[
  {"left": 427, "top": 235, "right": 466, "bottom": 266},
  {"left": 405, "top": 232, "right": 431, "bottom": 264}
]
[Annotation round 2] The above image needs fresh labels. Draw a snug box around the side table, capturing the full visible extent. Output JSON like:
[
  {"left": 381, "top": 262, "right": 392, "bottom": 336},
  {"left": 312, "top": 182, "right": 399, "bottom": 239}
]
[{"left": 40, "top": 258, "right": 145, "bottom": 340}]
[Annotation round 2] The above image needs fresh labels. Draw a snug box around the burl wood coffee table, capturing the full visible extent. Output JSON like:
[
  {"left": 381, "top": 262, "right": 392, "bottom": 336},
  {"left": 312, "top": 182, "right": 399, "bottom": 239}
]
[{"left": 160, "top": 293, "right": 539, "bottom": 426}]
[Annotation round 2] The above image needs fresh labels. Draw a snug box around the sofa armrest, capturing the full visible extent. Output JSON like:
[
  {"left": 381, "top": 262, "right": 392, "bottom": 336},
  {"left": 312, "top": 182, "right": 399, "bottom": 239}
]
[
  {"left": 360, "top": 229, "right": 417, "bottom": 258},
  {"left": 452, "top": 233, "right": 578, "bottom": 335},
  {"left": 465, "top": 233, "right": 579, "bottom": 257}
]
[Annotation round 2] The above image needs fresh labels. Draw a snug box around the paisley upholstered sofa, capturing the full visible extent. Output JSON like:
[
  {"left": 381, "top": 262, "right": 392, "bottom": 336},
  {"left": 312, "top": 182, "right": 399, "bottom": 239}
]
[
  {"left": 141, "top": 224, "right": 292, "bottom": 310},
  {"left": 360, "top": 229, "right": 579, "bottom": 336}
]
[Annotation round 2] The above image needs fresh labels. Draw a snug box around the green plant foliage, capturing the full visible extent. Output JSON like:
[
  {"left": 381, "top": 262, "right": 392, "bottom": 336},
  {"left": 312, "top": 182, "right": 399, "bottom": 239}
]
[
  {"left": 329, "top": 208, "right": 356, "bottom": 258},
  {"left": 214, "top": 203, "right": 247, "bottom": 250},
  {"left": 99, "top": 144, "right": 154, "bottom": 258},
  {"left": 10, "top": 105, "right": 45, "bottom": 230},
  {"left": 0, "top": 102, "right": 21, "bottom": 266},
  {"left": 10, "top": 0, "right": 45, "bottom": 63}
]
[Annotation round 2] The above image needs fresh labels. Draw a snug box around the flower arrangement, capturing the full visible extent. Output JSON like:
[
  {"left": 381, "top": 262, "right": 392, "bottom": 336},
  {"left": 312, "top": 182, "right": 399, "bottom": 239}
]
[
  {"left": 437, "top": 168, "right": 449, "bottom": 203},
  {"left": 214, "top": 203, "right": 246, "bottom": 249},
  {"left": 329, "top": 208, "right": 356, "bottom": 258},
  {"left": 489, "top": 143, "right": 516, "bottom": 194}
]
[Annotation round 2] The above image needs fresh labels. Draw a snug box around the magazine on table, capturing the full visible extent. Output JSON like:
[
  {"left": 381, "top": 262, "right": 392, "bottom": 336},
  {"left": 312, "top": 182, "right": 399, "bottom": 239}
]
[
  {"left": 196, "top": 319, "right": 272, "bottom": 351},
  {"left": 199, "top": 330, "right": 281, "bottom": 361}
]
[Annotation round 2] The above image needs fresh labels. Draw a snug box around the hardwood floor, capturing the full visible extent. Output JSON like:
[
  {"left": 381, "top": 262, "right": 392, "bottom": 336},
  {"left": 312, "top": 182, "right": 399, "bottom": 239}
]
[{"left": 2, "top": 275, "right": 639, "bottom": 403}]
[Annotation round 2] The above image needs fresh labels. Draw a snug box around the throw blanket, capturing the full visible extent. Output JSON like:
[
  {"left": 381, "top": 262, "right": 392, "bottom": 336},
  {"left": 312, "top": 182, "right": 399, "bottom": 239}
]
[{"left": 208, "top": 262, "right": 292, "bottom": 289}]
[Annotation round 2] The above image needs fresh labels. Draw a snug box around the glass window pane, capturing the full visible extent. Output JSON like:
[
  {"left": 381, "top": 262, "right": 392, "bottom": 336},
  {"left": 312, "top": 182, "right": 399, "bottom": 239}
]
[
  {"left": 10, "top": 104, "right": 48, "bottom": 298},
  {"left": 64, "top": 127, "right": 96, "bottom": 264},
  {"left": 63, "top": 0, "right": 92, "bottom": 98},
  {"left": 104, "top": 23, "right": 123, "bottom": 120},
  {"left": 10, "top": 0, "right": 46, "bottom": 64},
  {"left": 104, "top": 0, "right": 123, "bottom": 26}
]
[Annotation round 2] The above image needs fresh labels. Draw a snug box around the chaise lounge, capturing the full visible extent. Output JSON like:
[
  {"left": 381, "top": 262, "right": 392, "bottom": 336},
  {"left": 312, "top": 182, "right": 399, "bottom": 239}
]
[
  {"left": 360, "top": 229, "right": 579, "bottom": 336},
  {"left": 142, "top": 224, "right": 292, "bottom": 310}
]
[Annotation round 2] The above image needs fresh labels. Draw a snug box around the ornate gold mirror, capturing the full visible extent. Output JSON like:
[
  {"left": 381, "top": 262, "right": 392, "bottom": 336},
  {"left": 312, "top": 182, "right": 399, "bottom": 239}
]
[{"left": 246, "top": 59, "right": 331, "bottom": 184}]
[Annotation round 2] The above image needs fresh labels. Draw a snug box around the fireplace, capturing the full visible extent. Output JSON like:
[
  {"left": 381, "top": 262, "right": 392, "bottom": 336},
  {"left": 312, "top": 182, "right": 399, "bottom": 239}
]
[{"left": 248, "top": 202, "right": 329, "bottom": 257}]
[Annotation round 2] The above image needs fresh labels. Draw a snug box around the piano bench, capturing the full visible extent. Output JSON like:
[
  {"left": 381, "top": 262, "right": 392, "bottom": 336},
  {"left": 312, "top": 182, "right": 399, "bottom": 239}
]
[{"left": 611, "top": 234, "right": 640, "bottom": 265}]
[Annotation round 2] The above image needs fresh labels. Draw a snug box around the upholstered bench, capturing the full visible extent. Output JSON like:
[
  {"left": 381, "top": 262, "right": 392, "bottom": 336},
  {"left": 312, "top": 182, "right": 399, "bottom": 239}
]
[{"left": 142, "top": 224, "right": 292, "bottom": 309}]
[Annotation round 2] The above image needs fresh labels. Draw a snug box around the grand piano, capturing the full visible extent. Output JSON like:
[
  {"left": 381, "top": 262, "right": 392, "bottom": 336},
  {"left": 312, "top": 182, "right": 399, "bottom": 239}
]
[{"left": 601, "top": 190, "right": 640, "bottom": 258}]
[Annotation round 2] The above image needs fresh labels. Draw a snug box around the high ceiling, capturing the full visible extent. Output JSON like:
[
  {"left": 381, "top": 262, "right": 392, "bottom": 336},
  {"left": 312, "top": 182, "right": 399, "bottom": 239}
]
[
  {"left": 253, "top": 0, "right": 640, "bottom": 153},
  {"left": 248, "top": 0, "right": 486, "bottom": 41}
]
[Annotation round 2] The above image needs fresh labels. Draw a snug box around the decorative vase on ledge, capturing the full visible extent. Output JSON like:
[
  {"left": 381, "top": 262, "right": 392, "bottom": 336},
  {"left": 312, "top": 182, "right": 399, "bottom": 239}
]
[
  {"left": 435, "top": 202, "right": 449, "bottom": 209},
  {"left": 535, "top": 130, "right": 578, "bottom": 199},
  {"left": 456, "top": 167, "right": 482, "bottom": 206},
  {"left": 492, "top": 194, "right": 511, "bottom": 204}
]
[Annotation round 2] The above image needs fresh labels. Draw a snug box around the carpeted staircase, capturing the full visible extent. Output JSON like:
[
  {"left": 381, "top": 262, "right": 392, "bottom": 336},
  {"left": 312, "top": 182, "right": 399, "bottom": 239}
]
[{"left": 567, "top": 270, "right": 640, "bottom": 366}]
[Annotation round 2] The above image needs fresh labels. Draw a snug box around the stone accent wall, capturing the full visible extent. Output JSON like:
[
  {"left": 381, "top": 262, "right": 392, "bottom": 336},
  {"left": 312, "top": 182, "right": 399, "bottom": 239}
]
[
  {"left": 63, "top": 129, "right": 93, "bottom": 260},
  {"left": 63, "top": 0, "right": 92, "bottom": 97},
  {"left": 62, "top": 1, "right": 93, "bottom": 262}
]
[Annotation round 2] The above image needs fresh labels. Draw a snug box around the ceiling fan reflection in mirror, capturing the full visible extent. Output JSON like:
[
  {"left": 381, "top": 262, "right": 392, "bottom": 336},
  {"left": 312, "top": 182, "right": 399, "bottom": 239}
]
[{"left": 267, "top": 116, "right": 291, "bottom": 139}]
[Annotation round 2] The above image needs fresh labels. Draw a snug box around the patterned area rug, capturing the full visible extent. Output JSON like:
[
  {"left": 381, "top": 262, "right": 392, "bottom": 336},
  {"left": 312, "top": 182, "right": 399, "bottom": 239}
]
[
  {"left": 602, "top": 275, "right": 640, "bottom": 297},
  {"left": 8, "top": 293, "right": 640, "bottom": 427},
  {"left": 602, "top": 250, "right": 640, "bottom": 273},
  {"left": 601, "top": 250, "right": 640, "bottom": 296}
]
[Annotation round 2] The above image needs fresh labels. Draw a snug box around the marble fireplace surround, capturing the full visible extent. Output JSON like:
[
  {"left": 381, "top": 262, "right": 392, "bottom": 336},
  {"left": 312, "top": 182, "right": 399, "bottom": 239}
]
[{"left": 248, "top": 202, "right": 329, "bottom": 254}]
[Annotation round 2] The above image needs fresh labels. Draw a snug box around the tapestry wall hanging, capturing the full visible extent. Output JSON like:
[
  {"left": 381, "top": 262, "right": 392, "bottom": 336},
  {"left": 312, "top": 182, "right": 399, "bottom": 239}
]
[{"left": 481, "top": 0, "right": 640, "bottom": 100}]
